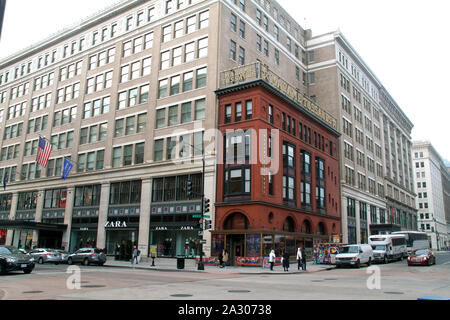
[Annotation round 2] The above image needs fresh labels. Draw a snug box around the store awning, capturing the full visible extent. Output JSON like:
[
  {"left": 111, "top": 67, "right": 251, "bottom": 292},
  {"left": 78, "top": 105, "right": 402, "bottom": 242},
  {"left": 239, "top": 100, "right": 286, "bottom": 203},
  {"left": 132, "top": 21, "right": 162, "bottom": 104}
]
[{"left": 0, "top": 220, "right": 67, "bottom": 232}]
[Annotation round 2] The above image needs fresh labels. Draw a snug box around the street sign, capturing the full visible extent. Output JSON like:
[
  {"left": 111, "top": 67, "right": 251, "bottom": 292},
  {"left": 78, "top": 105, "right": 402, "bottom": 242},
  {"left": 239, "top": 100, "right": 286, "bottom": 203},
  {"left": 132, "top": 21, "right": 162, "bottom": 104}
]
[
  {"left": 203, "top": 215, "right": 210, "bottom": 218},
  {"left": 200, "top": 239, "right": 207, "bottom": 244},
  {"left": 192, "top": 215, "right": 202, "bottom": 218}
]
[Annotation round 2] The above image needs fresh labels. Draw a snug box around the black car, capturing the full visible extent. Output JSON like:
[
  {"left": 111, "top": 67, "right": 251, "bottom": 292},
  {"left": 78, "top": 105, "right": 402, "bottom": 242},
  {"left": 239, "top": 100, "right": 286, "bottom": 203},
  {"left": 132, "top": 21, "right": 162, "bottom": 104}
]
[{"left": 0, "top": 246, "right": 35, "bottom": 274}]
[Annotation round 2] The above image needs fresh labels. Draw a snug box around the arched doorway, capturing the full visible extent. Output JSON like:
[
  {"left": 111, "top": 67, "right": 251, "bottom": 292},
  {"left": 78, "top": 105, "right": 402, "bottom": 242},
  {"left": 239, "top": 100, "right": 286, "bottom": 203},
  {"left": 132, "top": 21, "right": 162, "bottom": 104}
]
[{"left": 223, "top": 212, "right": 250, "bottom": 265}]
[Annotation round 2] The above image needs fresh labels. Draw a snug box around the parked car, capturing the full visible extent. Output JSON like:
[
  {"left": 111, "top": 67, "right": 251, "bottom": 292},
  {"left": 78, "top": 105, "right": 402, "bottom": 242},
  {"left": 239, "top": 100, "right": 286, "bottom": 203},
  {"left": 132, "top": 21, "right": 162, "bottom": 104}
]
[
  {"left": 67, "top": 248, "right": 106, "bottom": 266},
  {"left": 334, "top": 244, "right": 374, "bottom": 268},
  {"left": 407, "top": 249, "right": 436, "bottom": 266},
  {"left": 0, "top": 246, "right": 35, "bottom": 274},
  {"left": 29, "top": 248, "right": 62, "bottom": 264},
  {"left": 54, "top": 249, "right": 70, "bottom": 264},
  {"left": 18, "top": 248, "right": 31, "bottom": 255}
]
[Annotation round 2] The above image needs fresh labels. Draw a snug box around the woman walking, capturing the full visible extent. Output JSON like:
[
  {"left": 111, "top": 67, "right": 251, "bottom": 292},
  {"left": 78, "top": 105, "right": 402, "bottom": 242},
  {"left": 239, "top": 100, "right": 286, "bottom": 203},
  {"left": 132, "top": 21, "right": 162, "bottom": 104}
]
[
  {"left": 296, "top": 247, "right": 303, "bottom": 271},
  {"left": 269, "top": 250, "right": 276, "bottom": 271},
  {"left": 301, "top": 247, "right": 307, "bottom": 271},
  {"left": 222, "top": 249, "right": 229, "bottom": 268}
]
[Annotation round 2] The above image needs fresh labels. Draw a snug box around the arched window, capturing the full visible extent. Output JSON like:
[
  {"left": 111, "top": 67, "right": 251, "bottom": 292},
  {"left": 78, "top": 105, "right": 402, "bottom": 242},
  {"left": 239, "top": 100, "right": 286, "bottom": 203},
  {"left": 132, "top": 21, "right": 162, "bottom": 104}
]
[
  {"left": 301, "top": 220, "right": 311, "bottom": 234},
  {"left": 317, "top": 222, "right": 326, "bottom": 235},
  {"left": 282, "top": 217, "right": 295, "bottom": 232},
  {"left": 223, "top": 212, "right": 249, "bottom": 230}
]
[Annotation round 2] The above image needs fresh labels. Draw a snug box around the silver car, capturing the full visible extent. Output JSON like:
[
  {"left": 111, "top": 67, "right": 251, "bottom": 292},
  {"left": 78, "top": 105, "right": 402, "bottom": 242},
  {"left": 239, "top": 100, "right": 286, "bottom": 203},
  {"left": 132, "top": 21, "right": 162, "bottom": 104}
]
[
  {"left": 54, "top": 250, "right": 70, "bottom": 264},
  {"left": 67, "top": 248, "right": 106, "bottom": 266},
  {"left": 30, "top": 248, "right": 62, "bottom": 264}
]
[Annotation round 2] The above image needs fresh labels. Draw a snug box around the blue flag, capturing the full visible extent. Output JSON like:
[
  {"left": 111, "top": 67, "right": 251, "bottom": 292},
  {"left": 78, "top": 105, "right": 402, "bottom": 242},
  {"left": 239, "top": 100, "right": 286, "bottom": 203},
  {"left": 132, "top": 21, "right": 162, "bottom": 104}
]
[
  {"left": 3, "top": 168, "right": 8, "bottom": 191},
  {"left": 62, "top": 158, "right": 73, "bottom": 180}
]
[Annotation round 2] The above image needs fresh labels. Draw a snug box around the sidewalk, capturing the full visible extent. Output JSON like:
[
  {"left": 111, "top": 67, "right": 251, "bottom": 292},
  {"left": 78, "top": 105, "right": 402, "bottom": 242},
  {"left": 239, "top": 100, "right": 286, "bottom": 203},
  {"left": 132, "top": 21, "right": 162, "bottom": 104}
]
[{"left": 103, "top": 258, "right": 335, "bottom": 274}]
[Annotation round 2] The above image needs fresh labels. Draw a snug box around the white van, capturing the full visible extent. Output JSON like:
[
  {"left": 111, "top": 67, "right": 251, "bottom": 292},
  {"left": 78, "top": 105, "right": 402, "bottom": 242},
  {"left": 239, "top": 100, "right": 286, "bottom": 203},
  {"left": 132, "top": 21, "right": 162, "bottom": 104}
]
[
  {"left": 369, "top": 234, "right": 407, "bottom": 263},
  {"left": 334, "top": 244, "right": 373, "bottom": 268}
]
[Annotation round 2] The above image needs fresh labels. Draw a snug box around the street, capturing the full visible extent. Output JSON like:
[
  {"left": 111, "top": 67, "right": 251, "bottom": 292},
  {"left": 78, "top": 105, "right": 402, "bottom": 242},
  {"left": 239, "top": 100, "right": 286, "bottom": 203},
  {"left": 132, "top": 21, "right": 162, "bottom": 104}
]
[{"left": 1, "top": 252, "right": 449, "bottom": 300}]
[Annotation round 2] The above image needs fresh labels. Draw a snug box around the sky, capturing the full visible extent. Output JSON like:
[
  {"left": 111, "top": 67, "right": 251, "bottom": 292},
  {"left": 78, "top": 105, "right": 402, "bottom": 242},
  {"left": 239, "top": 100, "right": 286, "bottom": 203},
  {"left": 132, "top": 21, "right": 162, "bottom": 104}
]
[{"left": 0, "top": 0, "right": 449, "bottom": 163}]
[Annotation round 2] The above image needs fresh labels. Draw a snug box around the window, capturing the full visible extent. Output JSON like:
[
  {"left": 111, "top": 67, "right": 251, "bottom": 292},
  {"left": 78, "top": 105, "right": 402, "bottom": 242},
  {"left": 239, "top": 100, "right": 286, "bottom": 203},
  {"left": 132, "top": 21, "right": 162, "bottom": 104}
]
[
  {"left": 224, "top": 167, "right": 251, "bottom": 195},
  {"left": 181, "top": 102, "right": 191, "bottom": 123},
  {"left": 198, "top": 37, "right": 208, "bottom": 58},
  {"left": 230, "top": 40, "right": 236, "bottom": 61},
  {"left": 195, "top": 98, "right": 206, "bottom": 120},
  {"left": 245, "top": 100, "right": 252, "bottom": 119},
  {"left": 230, "top": 13, "right": 237, "bottom": 32},
  {"left": 199, "top": 10, "right": 209, "bottom": 29},
  {"left": 183, "top": 71, "right": 193, "bottom": 91},
  {"left": 154, "top": 139, "right": 164, "bottom": 161},
  {"left": 238, "top": 46, "right": 245, "bottom": 65},
  {"left": 196, "top": 67, "right": 207, "bottom": 88},
  {"left": 239, "top": 20, "right": 245, "bottom": 38}
]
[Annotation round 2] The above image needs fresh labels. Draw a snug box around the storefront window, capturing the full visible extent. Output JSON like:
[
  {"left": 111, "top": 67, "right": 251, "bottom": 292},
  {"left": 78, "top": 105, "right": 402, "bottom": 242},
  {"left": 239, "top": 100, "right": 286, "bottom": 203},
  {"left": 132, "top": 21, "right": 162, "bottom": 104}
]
[
  {"left": 246, "top": 234, "right": 261, "bottom": 257},
  {"left": 262, "top": 234, "right": 274, "bottom": 256},
  {"left": 150, "top": 230, "right": 199, "bottom": 257},
  {"left": 212, "top": 234, "right": 225, "bottom": 256}
]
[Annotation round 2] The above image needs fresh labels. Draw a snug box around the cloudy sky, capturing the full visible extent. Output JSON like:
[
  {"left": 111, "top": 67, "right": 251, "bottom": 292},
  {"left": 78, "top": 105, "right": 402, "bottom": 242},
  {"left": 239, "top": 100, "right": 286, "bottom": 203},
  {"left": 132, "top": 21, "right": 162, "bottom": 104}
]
[{"left": 1, "top": 0, "right": 449, "bottom": 162}]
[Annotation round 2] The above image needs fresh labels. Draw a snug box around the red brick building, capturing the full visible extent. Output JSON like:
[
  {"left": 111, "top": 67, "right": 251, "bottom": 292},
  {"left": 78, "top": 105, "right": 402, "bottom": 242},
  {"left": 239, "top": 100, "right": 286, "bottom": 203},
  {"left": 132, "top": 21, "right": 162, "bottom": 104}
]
[{"left": 212, "top": 63, "right": 341, "bottom": 264}]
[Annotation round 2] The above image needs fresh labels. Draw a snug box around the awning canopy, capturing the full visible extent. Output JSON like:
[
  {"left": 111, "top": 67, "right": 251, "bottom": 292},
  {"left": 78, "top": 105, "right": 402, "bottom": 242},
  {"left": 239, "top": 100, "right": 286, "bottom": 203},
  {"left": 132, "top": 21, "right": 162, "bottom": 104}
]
[{"left": 0, "top": 220, "right": 67, "bottom": 232}]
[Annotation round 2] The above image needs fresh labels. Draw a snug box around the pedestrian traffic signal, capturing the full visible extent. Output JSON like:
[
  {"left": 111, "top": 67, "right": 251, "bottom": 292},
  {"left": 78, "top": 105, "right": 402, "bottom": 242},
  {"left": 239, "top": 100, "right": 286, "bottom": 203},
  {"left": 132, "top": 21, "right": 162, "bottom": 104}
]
[
  {"left": 203, "top": 198, "right": 210, "bottom": 213},
  {"left": 197, "top": 219, "right": 202, "bottom": 229},
  {"left": 204, "top": 219, "right": 212, "bottom": 230},
  {"left": 186, "top": 180, "right": 192, "bottom": 197}
]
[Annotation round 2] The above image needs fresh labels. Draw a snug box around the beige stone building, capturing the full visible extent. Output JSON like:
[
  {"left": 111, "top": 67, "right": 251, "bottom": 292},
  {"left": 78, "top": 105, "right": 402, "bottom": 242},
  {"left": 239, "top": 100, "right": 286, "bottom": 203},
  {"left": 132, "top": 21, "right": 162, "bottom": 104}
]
[
  {"left": 307, "top": 31, "right": 418, "bottom": 243},
  {"left": 0, "top": 0, "right": 316, "bottom": 259}
]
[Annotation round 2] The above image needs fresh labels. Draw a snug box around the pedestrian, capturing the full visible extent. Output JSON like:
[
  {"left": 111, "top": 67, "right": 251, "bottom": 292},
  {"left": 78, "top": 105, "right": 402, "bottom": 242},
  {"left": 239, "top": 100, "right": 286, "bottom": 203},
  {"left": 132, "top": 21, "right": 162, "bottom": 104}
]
[
  {"left": 282, "top": 250, "right": 290, "bottom": 272},
  {"left": 218, "top": 249, "right": 224, "bottom": 268},
  {"left": 131, "top": 246, "right": 138, "bottom": 265},
  {"left": 301, "top": 247, "right": 307, "bottom": 271},
  {"left": 222, "top": 249, "right": 229, "bottom": 268},
  {"left": 296, "top": 247, "right": 303, "bottom": 271},
  {"left": 269, "top": 250, "right": 276, "bottom": 271}
]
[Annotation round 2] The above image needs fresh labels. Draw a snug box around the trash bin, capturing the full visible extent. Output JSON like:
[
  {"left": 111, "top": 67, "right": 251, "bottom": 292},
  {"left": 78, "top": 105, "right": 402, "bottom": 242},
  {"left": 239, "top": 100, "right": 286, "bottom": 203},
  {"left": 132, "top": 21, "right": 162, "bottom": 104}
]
[{"left": 177, "top": 256, "right": 185, "bottom": 269}]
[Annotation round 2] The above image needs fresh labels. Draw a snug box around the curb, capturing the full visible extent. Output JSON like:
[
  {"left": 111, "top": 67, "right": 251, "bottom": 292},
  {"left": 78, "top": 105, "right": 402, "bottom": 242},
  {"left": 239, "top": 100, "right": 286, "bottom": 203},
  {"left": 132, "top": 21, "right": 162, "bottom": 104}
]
[{"left": 101, "top": 263, "right": 335, "bottom": 274}]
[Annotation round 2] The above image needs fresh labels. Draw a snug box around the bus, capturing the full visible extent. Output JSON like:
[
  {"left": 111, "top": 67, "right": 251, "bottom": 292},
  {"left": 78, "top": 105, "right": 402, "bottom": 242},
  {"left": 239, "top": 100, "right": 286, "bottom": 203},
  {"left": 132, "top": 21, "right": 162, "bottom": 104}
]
[
  {"left": 392, "top": 231, "right": 429, "bottom": 253},
  {"left": 368, "top": 234, "right": 407, "bottom": 263}
]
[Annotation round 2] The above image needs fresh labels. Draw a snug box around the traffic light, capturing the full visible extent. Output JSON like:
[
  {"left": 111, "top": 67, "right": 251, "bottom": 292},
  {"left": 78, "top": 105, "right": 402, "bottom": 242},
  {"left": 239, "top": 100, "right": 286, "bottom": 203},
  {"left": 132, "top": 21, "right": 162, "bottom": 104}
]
[
  {"left": 203, "top": 198, "right": 210, "bottom": 213},
  {"left": 204, "top": 219, "right": 212, "bottom": 230},
  {"left": 197, "top": 219, "right": 202, "bottom": 229},
  {"left": 186, "top": 180, "right": 192, "bottom": 197}
]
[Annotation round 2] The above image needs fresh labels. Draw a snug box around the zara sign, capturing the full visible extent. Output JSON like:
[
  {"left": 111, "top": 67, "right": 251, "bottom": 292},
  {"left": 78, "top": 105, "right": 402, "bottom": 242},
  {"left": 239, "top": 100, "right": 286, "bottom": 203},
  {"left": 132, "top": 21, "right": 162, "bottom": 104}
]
[{"left": 104, "top": 221, "right": 128, "bottom": 228}]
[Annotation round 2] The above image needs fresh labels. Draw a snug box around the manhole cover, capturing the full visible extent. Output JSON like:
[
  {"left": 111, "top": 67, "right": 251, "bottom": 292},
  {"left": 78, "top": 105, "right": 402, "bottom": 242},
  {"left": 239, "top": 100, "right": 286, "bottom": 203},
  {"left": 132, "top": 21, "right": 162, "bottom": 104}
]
[
  {"left": 170, "top": 294, "right": 193, "bottom": 297},
  {"left": 228, "top": 290, "right": 251, "bottom": 293},
  {"left": 81, "top": 285, "right": 106, "bottom": 288},
  {"left": 384, "top": 292, "right": 404, "bottom": 295},
  {"left": 22, "top": 291, "right": 43, "bottom": 294},
  {"left": 311, "top": 280, "right": 324, "bottom": 282}
]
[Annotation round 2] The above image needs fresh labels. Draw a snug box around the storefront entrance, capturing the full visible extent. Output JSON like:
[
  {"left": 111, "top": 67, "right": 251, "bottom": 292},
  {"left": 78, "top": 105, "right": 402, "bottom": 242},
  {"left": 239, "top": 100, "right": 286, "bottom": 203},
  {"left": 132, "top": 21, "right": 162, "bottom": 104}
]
[
  {"left": 106, "top": 230, "right": 137, "bottom": 261},
  {"left": 38, "top": 230, "right": 63, "bottom": 249},
  {"left": 226, "top": 234, "right": 245, "bottom": 266}
]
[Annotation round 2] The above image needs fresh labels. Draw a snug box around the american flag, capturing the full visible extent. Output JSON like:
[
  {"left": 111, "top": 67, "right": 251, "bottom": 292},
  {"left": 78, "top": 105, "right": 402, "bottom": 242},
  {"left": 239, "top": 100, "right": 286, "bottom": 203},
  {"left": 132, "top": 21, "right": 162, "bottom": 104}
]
[{"left": 36, "top": 136, "right": 53, "bottom": 168}]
